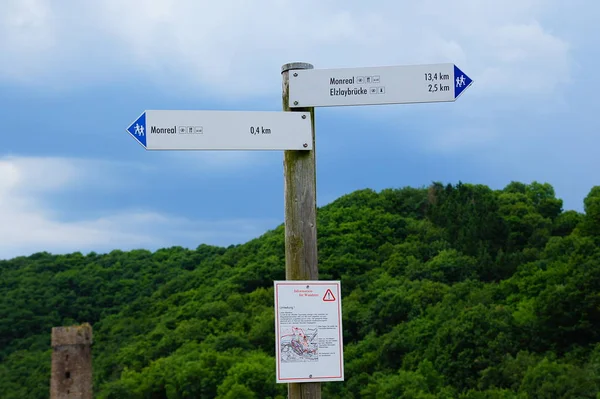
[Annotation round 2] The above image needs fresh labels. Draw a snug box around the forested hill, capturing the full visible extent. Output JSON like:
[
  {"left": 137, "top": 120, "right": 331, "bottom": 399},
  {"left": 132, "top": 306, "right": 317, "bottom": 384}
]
[{"left": 1, "top": 181, "right": 600, "bottom": 398}]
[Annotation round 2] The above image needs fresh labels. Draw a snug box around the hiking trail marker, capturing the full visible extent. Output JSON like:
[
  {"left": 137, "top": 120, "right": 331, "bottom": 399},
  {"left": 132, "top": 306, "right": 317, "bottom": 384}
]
[
  {"left": 126, "top": 110, "right": 313, "bottom": 150},
  {"left": 288, "top": 63, "right": 473, "bottom": 108},
  {"left": 274, "top": 281, "right": 344, "bottom": 384}
]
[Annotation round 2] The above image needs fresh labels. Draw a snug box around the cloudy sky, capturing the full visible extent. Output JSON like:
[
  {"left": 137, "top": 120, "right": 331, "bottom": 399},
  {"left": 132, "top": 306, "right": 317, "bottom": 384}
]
[{"left": 0, "top": 0, "right": 598, "bottom": 259}]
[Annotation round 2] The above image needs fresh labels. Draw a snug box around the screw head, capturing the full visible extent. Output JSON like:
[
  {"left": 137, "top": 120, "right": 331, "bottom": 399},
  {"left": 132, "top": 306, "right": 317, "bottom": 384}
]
[
  {"left": 309, "top": 374, "right": 313, "bottom": 378},
  {"left": 303, "top": 143, "right": 308, "bottom": 148},
  {"left": 293, "top": 73, "right": 298, "bottom": 77},
  {"left": 293, "top": 101, "right": 299, "bottom": 105},
  {"left": 302, "top": 115, "right": 306, "bottom": 119}
]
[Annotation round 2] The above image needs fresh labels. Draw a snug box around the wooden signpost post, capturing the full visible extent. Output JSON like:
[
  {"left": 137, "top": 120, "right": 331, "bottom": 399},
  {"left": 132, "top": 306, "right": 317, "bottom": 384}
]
[{"left": 281, "top": 62, "right": 321, "bottom": 399}]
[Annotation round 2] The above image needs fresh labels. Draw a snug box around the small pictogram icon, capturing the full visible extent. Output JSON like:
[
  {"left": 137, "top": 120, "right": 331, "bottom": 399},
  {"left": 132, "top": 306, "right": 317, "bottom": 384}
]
[{"left": 323, "top": 289, "right": 336, "bottom": 302}]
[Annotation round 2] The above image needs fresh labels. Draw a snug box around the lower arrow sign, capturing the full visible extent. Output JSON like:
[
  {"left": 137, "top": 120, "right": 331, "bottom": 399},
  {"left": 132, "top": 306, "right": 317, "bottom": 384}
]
[{"left": 126, "top": 110, "right": 313, "bottom": 151}]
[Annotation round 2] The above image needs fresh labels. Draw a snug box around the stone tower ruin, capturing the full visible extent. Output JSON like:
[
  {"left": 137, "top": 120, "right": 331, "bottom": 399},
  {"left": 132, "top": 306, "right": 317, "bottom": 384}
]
[{"left": 50, "top": 323, "right": 93, "bottom": 399}]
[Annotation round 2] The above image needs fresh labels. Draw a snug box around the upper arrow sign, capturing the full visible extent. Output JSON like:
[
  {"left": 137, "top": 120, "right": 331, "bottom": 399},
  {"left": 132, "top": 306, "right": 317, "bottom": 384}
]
[{"left": 288, "top": 63, "right": 473, "bottom": 108}]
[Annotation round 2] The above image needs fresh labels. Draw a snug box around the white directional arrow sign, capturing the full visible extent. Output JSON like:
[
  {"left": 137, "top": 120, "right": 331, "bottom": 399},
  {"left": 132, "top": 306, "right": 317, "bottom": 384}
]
[
  {"left": 288, "top": 63, "right": 473, "bottom": 108},
  {"left": 126, "top": 110, "right": 313, "bottom": 150}
]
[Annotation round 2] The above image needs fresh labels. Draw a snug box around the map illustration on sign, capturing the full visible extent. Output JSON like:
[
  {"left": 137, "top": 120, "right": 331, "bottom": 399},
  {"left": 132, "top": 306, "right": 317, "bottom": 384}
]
[{"left": 280, "top": 326, "right": 319, "bottom": 363}]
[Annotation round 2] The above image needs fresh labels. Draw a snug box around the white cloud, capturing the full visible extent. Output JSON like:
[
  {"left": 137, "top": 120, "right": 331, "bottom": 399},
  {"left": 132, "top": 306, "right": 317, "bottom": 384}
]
[
  {"left": 475, "top": 21, "right": 570, "bottom": 95},
  {"left": 0, "top": 0, "right": 575, "bottom": 100},
  {"left": 0, "top": 156, "right": 277, "bottom": 260}
]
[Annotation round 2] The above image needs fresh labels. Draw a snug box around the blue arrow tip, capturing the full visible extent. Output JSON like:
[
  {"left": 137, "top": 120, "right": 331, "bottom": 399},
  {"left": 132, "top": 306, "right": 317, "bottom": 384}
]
[
  {"left": 454, "top": 65, "right": 473, "bottom": 99},
  {"left": 127, "top": 112, "right": 147, "bottom": 147}
]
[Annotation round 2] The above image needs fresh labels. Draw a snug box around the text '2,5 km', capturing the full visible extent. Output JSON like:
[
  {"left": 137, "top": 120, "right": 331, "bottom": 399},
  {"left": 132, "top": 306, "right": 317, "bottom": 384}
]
[{"left": 288, "top": 63, "right": 473, "bottom": 108}]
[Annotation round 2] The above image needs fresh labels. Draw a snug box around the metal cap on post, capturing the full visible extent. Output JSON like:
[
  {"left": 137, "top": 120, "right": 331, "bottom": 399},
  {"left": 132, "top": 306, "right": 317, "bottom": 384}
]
[
  {"left": 281, "top": 62, "right": 321, "bottom": 399},
  {"left": 281, "top": 62, "right": 314, "bottom": 74}
]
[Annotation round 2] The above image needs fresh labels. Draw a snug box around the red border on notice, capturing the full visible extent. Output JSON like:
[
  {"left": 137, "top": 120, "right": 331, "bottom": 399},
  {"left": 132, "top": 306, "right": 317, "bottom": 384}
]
[{"left": 275, "top": 282, "right": 343, "bottom": 382}]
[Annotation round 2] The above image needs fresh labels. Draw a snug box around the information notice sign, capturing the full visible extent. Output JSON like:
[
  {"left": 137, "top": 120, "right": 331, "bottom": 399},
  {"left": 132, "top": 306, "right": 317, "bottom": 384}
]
[{"left": 274, "top": 280, "right": 344, "bottom": 383}]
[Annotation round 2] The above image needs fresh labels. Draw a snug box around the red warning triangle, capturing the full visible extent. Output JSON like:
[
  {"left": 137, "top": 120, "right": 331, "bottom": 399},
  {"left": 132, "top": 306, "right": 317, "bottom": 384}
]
[{"left": 323, "top": 288, "right": 336, "bottom": 302}]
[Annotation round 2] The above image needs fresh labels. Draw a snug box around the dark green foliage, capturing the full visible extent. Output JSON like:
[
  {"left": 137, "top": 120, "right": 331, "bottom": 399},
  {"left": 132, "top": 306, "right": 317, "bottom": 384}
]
[
  {"left": 581, "top": 186, "right": 600, "bottom": 237},
  {"left": 0, "top": 182, "right": 598, "bottom": 398}
]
